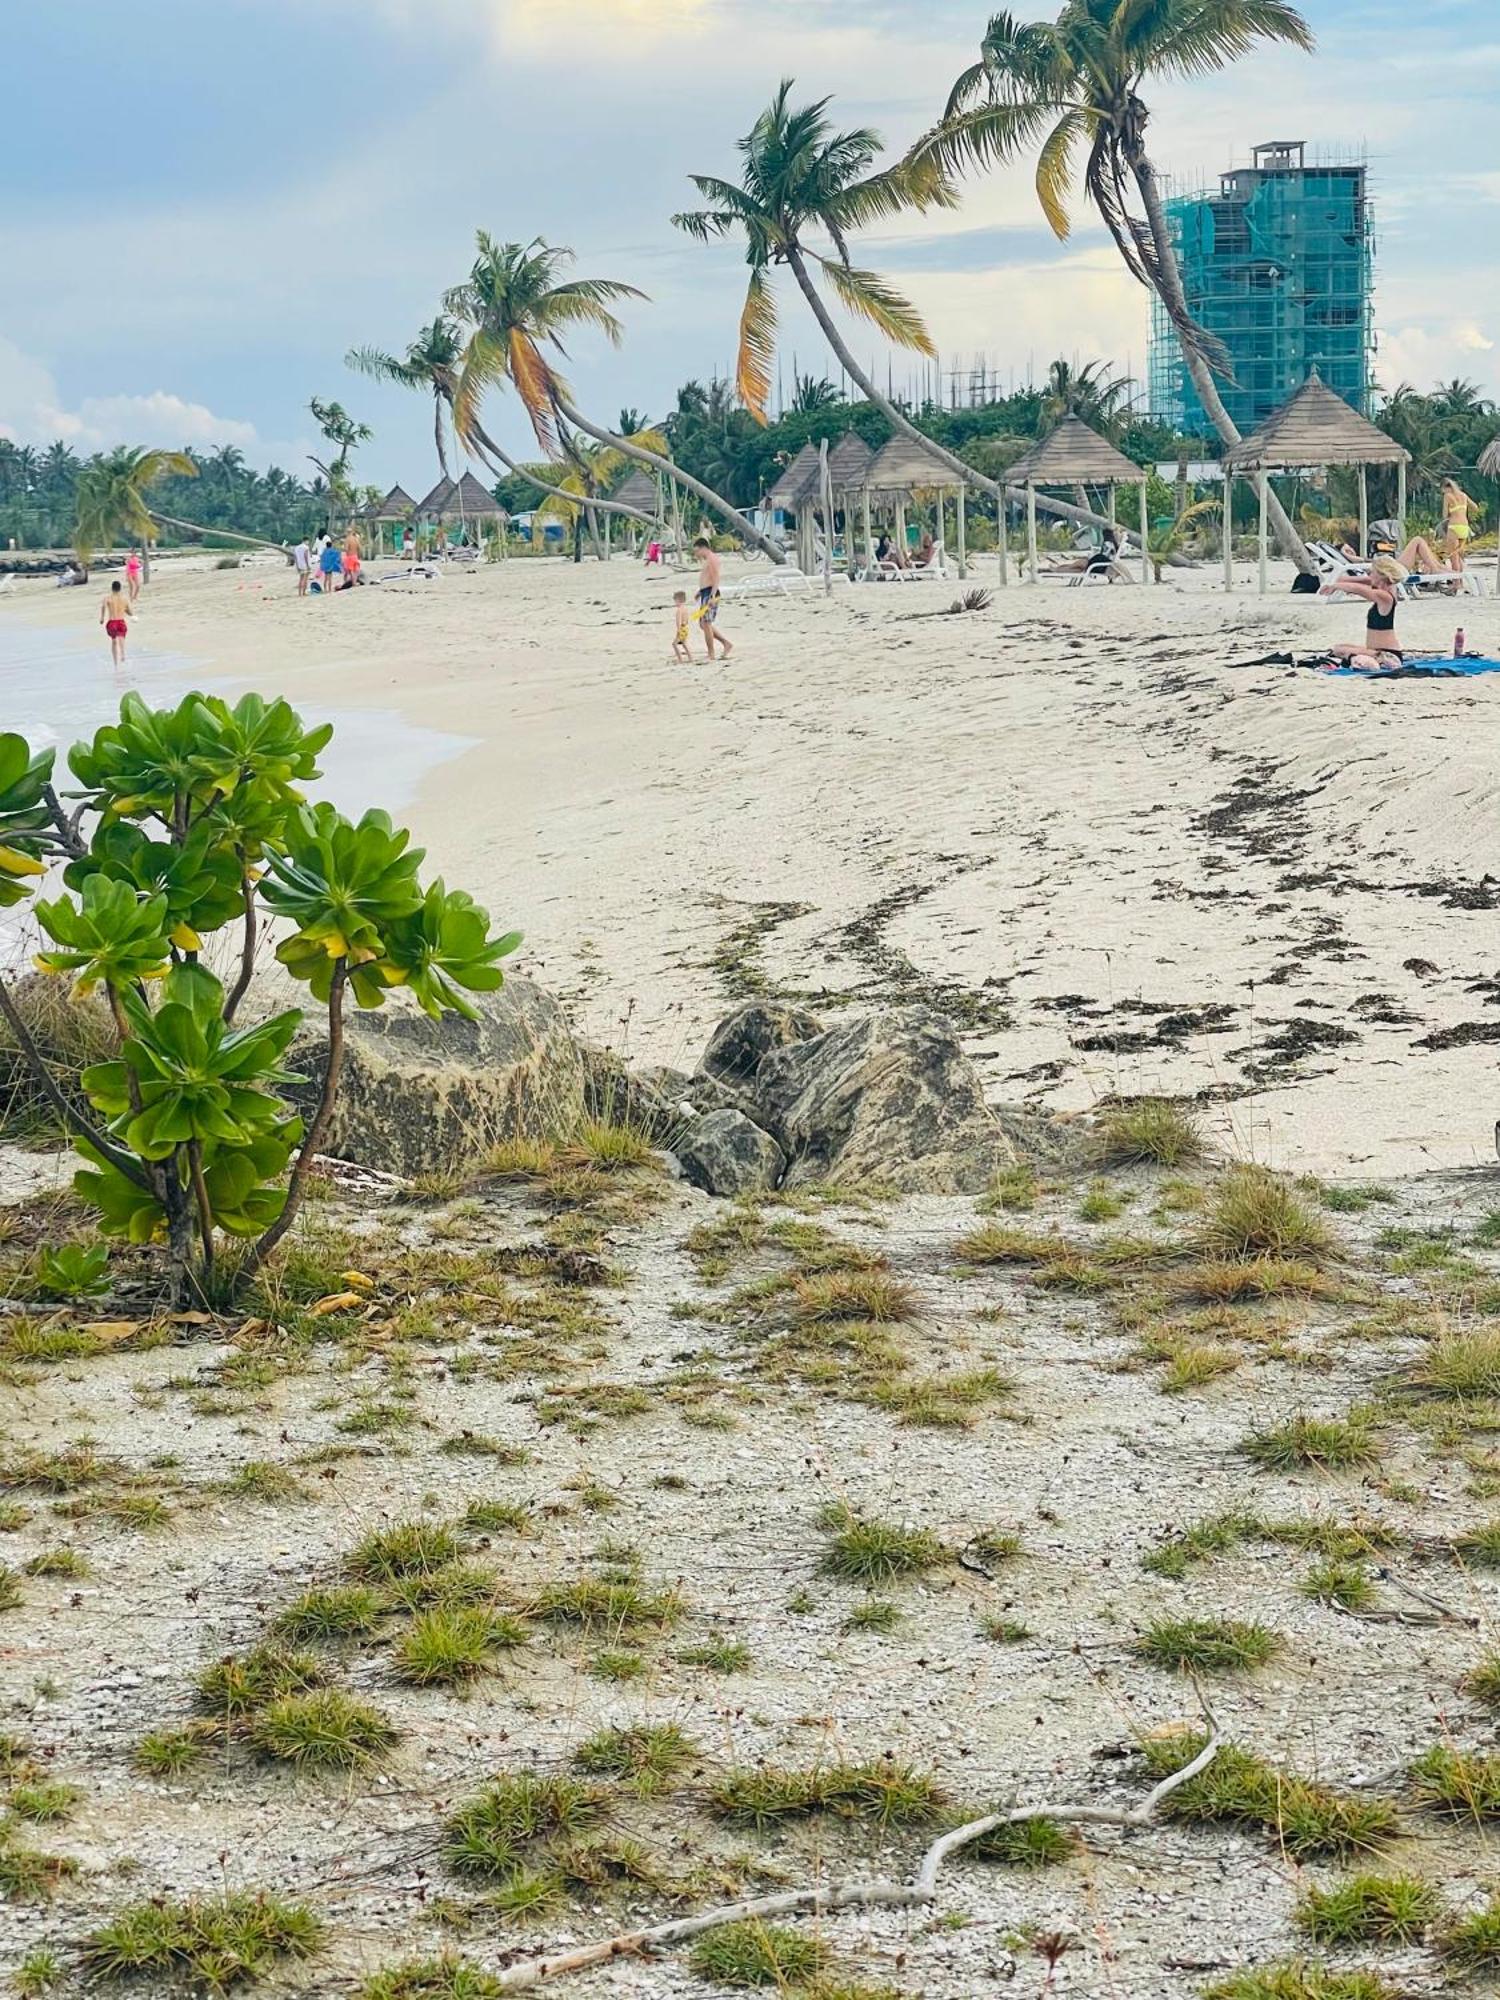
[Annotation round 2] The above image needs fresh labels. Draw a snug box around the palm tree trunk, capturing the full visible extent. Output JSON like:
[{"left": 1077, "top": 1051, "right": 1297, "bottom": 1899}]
[
  {"left": 1128, "top": 150, "right": 1310, "bottom": 573},
  {"left": 433, "top": 397, "right": 452, "bottom": 484},
  {"left": 148, "top": 512, "right": 296, "bottom": 564},
  {"left": 461, "top": 416, "right": 655, "bottom": 527},
  {"left": 782, "top": 248, "right": 1142, "bottom": 549},
  {"left": 548, "top": 395, "right": 789, "bottom": 563}
]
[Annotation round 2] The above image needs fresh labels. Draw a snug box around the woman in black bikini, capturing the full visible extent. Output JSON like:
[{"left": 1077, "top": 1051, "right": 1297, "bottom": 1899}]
[{"left": 1320, "top": 555, "right": 1405, "bottom": 668}]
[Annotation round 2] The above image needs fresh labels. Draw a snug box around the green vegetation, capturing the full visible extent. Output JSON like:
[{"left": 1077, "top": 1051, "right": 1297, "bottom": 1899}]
[
  {"left": 1410, "top": 1743, "right": 1500, "bottom": 1819},
  {"left": 392, "top": 1607, "right": 529, "bottom": 1686},
  {"left": 1416, "top": 1330, "right": 1500, "bottom": 1400},
  {"left": 971, "top": 1814, "right": 1077, "bottom": 1867},
  {"left": 710, "top": 1759, "right": 943, "bottom": 1830},
  {"left": 1294, "top": 1872, "right": 1439, "bottom": 1945},
  {"left": 1199, "top": 1167, "right": 1333, "bottom": 1263},
  {"left": 445, "top": 1772, "right": 605, "bottom": 1882},
  {"left": 818, "top": 1502, "right": 948, "bottom": 1584},
  {"left": 572, "top": 1723, "right": 696, "bottom": 1794},
  {"left": 1142, "top": 1733, "right": 1399, "bottom": 1859},
  {"left": 688, "top": 1921, "right": 827, "bottom": 1988},
  {"left": 678, "top": 1636, "right": 752, "bottom": 1672},
  {"left": 346, "top": 1520, "right": 461, "bottom": 1582},
  {"left": 1205, "top": 1967, "right": 1399, "bottom": 2000},
  {"left": 0, "top": 696, "right": 518, "bottom": 1299},
  {"left": 531, "top": 1575, "right": 682, "bottom": 1635},
  {"left": 82, "top": 1893, "right": 322, "bottom": 1986},
  {"left": 1302, "top": 1559, "right": 1374, "bottom": 1611},
  {"left": 1438, "top": 1897, "right": 1500, "bottom": 1972},
  {"left": 1242, "top": 1409, "right": 1380, "bottom": 1473},
  {"left": 1133, "top": 1617, "right": 1281, "bottom": 1674},
  {"left": 360, "top": 1958, "right": 505, "bottom": 2000},
  {"left": 272, "top": 1585, "right": 385, "bottom": 1644},
  {"left": 247, "top": 1689, "right": 398, "bottom": 1771},
  {"left": 196, "top": 1644, "right": 323, "bottom": 1719},
  {"left": 1096, "top": 1098, "right": 1204, "bottom": 1167}
]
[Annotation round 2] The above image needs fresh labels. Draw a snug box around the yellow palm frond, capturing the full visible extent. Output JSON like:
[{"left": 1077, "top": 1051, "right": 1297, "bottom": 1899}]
[
  {"left": 508, "top": 333, "right": 560, "bottom": 454},
  {"left": 1035, "top": 110, "right": 1086, "bottom": 239},
  {"left": 816, "top": 259, "right": 934, "bottom": 356},
  {"left": 736, "top": 268, "right": 778, "bottom": 425},
  {"left": 452, "top": 329, "right": 513, "bottom": 447}
]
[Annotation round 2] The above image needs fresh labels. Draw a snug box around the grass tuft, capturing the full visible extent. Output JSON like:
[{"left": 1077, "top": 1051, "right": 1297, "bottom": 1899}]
[
  {"left": 82, "top": 1892, "right": 323, "bottom": 1987},
  {"left": 1301, "top": 1559, "right": 1374, "bottom": 1611},
  {"left": 1204, "top": 1967, "right": 1400, "bottom": 2000},
  {"left": 818, "top": 1502, "right": 948, "bottom": 1584},
  {"left": 392, "top": 1607, "right": 529, "bottom": 1686},
  {"left": 971, "top": 1814, "right": 1077, "bottom": 1867},
  {"left": 346, "top": 1519, "right": 461, "bottom": 1582},
  {"left": 710, "top": 1759, "right": 943, "bottom": 1830},
  {"left": 445, "top": 1773, "right": 606, "bottom": 1881},
  {"left": 793, "top": 1270, "right": 917, "bottom": 1324},
  {"left": 1242, "top": 1408, "right": 1380, "bottom": 1473},
  {"left": 247, "top": 1689, "right": 398, "bottom": 1771},
  {"left": 273, "top": 1585, "right": 385, "bottom": 1645},
  {"left": 1439, "top": 1897, "right": 1500, "bottom": 1972},
  {"left": 1134, "top": 1617, "right": 1281, "bottom": 1675},
  {"left": 1416, "top": 1330, "right": 1500, "bottom": 1401},
  {"left": 1097, "top": 1098, "right": 1204, "bottom": 1167},
  {"left": 196, "top": 1644, "right": 323, "bottom": 1719},
  {"left": 1200, "top": 1166, "right": 1333, "bottom": 1263},
  {"left": 1294, "top": 1872, "right": 1438, "bottom": 1946},
  {"left": 688, "top": 1921, "right": 828, "bottom": 1989},
  {"left": 360, "top": 1957, "right": 505, "bottom": 2000},
  {"left": 1141, "top": 1732, "right": 1399, "bottom": 1859},
  {"left": 1410, "top": 1743, "right": 1500, "bottom": 1819},
  {"left": 573, "top": 1723, "right": 696, "bottom": 1794}
]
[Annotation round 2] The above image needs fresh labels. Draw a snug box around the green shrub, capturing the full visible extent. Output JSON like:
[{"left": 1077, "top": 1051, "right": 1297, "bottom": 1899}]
[
  {"left": 82, "top": 1892, "right": 322, "bottom": 1985},
  {"left": 688, "top": 1921, "right": 827, "bottom": 1988}
]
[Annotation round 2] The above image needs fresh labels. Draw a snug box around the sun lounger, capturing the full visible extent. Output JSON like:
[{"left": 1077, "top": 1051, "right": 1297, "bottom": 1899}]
[{"left": 721, "top": 565, "right": 814, "bottom": 599}]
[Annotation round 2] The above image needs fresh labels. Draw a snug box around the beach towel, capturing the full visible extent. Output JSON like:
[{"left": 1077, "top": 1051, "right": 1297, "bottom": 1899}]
[{"left": 1231, "top": 650, "right": 1500, "bottom": 680}]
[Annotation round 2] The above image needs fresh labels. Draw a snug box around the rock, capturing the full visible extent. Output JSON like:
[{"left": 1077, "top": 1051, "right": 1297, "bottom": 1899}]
[
  {"left": 286, "top": 977, "right": 586, "bottom": 1177},
  {"left": 751, "top": 1005, "right": 1012, "bottom": 1193},
  {"left": 697, "top": 1001, "right": 824, "bottom": 1098},
  {"left": 676, "top": 1109, "right": 786, "bottom": 1196}
]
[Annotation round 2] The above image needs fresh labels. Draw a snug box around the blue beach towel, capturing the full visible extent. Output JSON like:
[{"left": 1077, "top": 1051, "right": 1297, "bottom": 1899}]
[{"left": 1321, "top": 653, "right": 1500, "bottom": 679}]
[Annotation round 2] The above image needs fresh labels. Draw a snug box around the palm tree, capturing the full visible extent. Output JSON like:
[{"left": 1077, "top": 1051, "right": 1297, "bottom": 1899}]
[
  {"left": 307, "top": 398, "right": 371, "bottom": 527},
  {"left": 443, "top": 232, "right": 786, "bottom": 560},
  {"left": 790, "top": 373, "right": 843, "bottom": 415},
  {"left": 347, "top": 318, "right": 464, "bottom": 485},
  {"left": 348, "top": 311, "right": 656, "bottom": 532},
  {"left": 673, "top": 82, "right": 955, "bottom": 426},
  {"left": 536, "top": 428, "right": 669, "bottom": 560},
  {"left": 1040, "top": 358, "right": 1135, "bottom": 435},
  {"left": 73, "top": 446, "right": 197, "bottom": 578},
  {"left": 918, "top": 0, "right": 1316, "bottom": 566},
  {"left": 675, "top": 83, "right": 1131, "bottom": 550}
]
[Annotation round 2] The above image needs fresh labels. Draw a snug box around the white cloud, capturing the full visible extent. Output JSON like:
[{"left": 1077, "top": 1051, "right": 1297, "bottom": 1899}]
[
  {"left": 0, "top": 334, "right": 295, "bottom": 461},
  {"left": 1377, "top": 319, "right": 1498, "bottom": 394}
]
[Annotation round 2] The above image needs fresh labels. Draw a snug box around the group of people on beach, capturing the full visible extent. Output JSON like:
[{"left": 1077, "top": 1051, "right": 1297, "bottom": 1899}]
[
  {"left": 1322, "top": 481, "right": 1481, "bottom": 671},
  {"left": 292, "top": 528, "right": 365, "bottom": 597}
]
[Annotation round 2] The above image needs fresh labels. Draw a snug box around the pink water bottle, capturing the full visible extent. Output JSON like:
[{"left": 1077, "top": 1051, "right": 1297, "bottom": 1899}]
[{"left": 1455, "top": 626, "right": 1466, "bottom": 657}]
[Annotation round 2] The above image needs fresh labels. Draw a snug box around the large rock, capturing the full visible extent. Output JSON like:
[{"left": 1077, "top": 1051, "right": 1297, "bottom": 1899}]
[
  {"left": 750, "top": 1006, "right": 1013, "bottom": 1194},
  {"left": 676, "top": 1109, "right": 786, "bottom": 1196},
  {"left": 698, "top": 1001, "right": 824, "bottom": 1095},
  {"left": 286, "top": 977, "right": 586, "bottom": 1177}
]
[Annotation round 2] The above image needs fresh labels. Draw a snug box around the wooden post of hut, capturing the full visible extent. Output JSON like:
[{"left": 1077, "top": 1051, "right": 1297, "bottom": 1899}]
[
  {"left": 1139, "top": 478, "right": 1150, "bottom": 585},
  {"left": 1357, "top": 464, "right": 1368, "bottom": 558},
  {"left": 1223, "top": 474, "right": 1233, "bottom": 592},
  {"left": 1257, "top": 475, "right": 1269, "bottom": 595},
  {"left": 1025, "top": 481, "right": 1038, "bottom": 584},
  {"left": 956, "top": 485, "right": 967, "bottom": 580}
]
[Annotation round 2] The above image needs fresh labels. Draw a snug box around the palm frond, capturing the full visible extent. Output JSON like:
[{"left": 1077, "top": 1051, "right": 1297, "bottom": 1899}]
[
  {"left": 907, "top": 96, "right": 1070, "bottom": 179},
  {"left": 509, "top": 332, "right": 561, "bottom": 453},
  {"left": 824, "top": 156, "right": 961, "bottom": 236},
  {"left": 736, "top": 267, "right": 778, "bottom": 424},
  {"left": 1034, "top": 109, "right": 1087, "bottom": 238},
  {"left": 451, "top": 330, "right": 516, "bottom": 449},
  {"left": 1142, "top": 0, "right": 1314, "bottom": 78},
  {"left": 815, "top": 259, "right": 934, "bottom": 356},
  {"left": 346, "top": 345, "right": 414, "bottom": 385}
]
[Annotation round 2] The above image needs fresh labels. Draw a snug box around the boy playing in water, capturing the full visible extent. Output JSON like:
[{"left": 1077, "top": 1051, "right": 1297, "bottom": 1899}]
[{"left": 669, "top": 591, "right": 694, "bottom": 663}]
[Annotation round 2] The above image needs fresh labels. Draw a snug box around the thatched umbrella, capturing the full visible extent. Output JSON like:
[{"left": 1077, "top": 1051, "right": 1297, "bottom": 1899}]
[
  {"left": 863, "top": 433, "right": 970, "bottom": 579},
  {"left": 825, "top": 433, "right": 873, "bottom": 574},
  {"left": 1227, "top": 371, "right": 1410, "bottom": 594},
  {"left": 363, "top": 484, "right": 416, "bottom": 557},
  {"left": 769, "top": 445, "right": 823, "bottom": 570},
  {"left": 1003, "top": 417, "right": 1149, "bottom": 586}
]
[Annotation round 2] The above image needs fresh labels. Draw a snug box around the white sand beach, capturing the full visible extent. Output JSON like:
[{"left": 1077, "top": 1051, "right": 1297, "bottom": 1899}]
[{"left": 8, "top": 553, "right": 1498, "bottom": 1177}]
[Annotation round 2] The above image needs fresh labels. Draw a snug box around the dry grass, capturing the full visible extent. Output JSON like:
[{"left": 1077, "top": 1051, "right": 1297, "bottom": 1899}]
[{"left": 1199, "top": 1168, "right": 1334, "bottom": 1264}]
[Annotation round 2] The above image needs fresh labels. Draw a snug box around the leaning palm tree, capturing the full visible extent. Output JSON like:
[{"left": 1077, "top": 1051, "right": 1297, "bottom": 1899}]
[
  {"left": 536, "top": 428, "right": 669, "bottom": 560},
  {"left": 73, "top": 446, "right": 197, "bottom": 579},
  {"left": 347, "top": 318, "right": 464, "bottom": 485},
  {"left": 348, "top": 313, "right": 655, "bottom": 534},
  {"left": 443, "top": 232, "right": 785, "bottom": 560},
  {"left": 675, "top": 84, "right": 1130, "bottom": 549},
  {"left": 917, "top": 0, "right": 1316, "bottom": 565}
]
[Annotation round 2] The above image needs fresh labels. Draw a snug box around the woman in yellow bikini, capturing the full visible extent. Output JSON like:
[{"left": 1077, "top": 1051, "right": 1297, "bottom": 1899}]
[{"left": 1441, "top": 479, "right": 1475, "bottom": 571}]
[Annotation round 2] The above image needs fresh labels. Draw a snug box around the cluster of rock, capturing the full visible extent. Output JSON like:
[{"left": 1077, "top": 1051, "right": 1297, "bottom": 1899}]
[{"left": 290, "top": 978, "right": 1079, "bottom": 1197}]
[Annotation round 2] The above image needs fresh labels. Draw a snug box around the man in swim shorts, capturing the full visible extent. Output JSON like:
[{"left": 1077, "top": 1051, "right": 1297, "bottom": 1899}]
[
  {"left": 100, "top": 578, "right": 131, "bottom": 666},
  {"left": 693, "top": 537, "right": 733, "bottom": 662}
]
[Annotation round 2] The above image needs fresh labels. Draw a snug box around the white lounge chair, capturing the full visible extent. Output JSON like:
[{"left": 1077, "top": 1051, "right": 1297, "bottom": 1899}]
[{"left": 721, "top": 565, "right": 813, "bottom": 599}]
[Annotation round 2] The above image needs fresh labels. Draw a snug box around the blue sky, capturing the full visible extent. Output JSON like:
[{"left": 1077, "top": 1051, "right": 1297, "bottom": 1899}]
[{"left": 4, "top": 0, "right": 1496, "bottom": 487}]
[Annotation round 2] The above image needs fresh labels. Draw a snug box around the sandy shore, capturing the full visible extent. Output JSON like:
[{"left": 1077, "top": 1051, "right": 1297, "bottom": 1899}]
[{"left": 7, "top": 550, "right": 1499, "bottom": 1177}]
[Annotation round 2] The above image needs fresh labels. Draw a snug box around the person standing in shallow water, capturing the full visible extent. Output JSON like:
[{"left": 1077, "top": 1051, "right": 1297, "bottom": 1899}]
[{"left": 100, "top": 578, "right": 131, "bottom": 667}]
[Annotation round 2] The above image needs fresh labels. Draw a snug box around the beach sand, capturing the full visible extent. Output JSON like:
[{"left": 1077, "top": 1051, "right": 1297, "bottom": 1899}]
[{"left": 8, "top": 550, "right": 1498, "bottom": 1177}]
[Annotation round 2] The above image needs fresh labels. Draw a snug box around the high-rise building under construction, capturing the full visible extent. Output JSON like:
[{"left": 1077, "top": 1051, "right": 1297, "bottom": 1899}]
[{"left": 1148, "top": 140, "right": 1372, "bottom": 436}]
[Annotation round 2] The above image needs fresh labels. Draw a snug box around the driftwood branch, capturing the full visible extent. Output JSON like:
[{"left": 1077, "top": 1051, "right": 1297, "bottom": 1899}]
[{"left": 483, "top": 1708, "right": 1223, "bottom": 1991}]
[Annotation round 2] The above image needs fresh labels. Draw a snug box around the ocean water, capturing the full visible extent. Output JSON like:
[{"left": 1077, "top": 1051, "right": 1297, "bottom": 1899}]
[
  {"left": 0, "top": 606, "right": 476, "bottom": 953},
  {"left": 0, "top": 607, "right": 474, "bottom": 815}
]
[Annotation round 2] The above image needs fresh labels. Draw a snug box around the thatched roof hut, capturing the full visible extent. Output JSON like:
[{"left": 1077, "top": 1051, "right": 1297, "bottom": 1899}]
[
  {"left": 1227, "top": 372, "right": 1409, "bottom": 593},
  {"left": 769, "top": 443, "right": 821, "bottom": 511},
  {"left": 415, "top": 472, "right": 506, "bottom": 522},
  {"left": 826, "top": 432, "right": 873, "bottom": 492},
  {"left": 1228, "top": 371, "right": 1410, "bottom": 471},
  {"left": 864, "top": 433, "right": 963, "bottom": 496},
  {"left": 1003, "top": 416, "right": 1143, "bottom": 488},
  {"left": 368, "top": 484, "right": 417, "bottom": 522},
  {"left": 609, "top": 468, "right": 659, "bottom": 514},
  {"left": 1477, "top": 435, "right": 1500, "bottom": 479}
]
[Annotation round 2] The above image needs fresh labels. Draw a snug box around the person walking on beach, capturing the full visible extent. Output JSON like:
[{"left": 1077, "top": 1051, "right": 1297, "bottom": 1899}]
[
  {"left": 292, "top": 535, "right": 311, "bottom": 596},
  {"left": 100, "top": 578, "right": 131, "bottom": 667},
  {"left": 669, "top": 590, "right": 695, "bottom": 664},
  {"left": 124, "top": 548, "right": 143, "bottom": 603},
  {"left": 692, "top": 537, "right": 733, "bottom": 662},
  {"left": 1441, "top": 479, "right": 1475, "bottom": 571}
]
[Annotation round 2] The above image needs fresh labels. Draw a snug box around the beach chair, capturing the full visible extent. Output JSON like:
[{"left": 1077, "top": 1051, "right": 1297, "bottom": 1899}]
[
  {"left": 1065, "top": 559, "right": 1134, "bottom": 587},
  {"left": 721, "top": 565, "right": 813, "bottom": 599}
]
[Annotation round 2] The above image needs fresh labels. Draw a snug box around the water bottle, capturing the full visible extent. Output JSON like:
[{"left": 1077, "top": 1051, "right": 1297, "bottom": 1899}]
[{"left": 1455, "top": 626, "right": 1466, "bottom": 657}]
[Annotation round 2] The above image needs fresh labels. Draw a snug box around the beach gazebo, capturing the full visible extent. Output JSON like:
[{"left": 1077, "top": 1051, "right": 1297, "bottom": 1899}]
[
  {"left": 862, "top": 434, "right": 969, "bottom": 578},
  {"left": 415, "top": 471, "right": 508, "bottom": 548},
  {"left": 825, "top": 433, "right": 873, "bottom": 575},
  {"left": 363, "top": 484, "right": 416, "bottom": 557},
  {"left": 606, "top": 467, "right": 662, "bottom": 555},
  {"left": 1004, "top": 417, "right": 1149, "bottom": 586},
  {"left": 769, "top": 445, "right": 823, "bottom": 570},
  {"left": 1226, "top": 371, "right": 1411, "bottom": 594}
]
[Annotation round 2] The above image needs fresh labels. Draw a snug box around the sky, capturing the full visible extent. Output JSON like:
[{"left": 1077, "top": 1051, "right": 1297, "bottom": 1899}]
[{"left": 3, "top": 0, "right": 1497, "bottom": 489}]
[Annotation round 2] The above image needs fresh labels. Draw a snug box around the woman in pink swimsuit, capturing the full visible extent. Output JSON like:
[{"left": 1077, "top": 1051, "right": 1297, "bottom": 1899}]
[{"left": 124, "top": 549, "right": 143, "bottom": 602}]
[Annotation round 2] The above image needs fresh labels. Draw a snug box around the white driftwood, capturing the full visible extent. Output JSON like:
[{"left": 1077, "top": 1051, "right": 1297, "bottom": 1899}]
[{"left": 487, "top": 1715, "right": 1223, "bottom": 1990}]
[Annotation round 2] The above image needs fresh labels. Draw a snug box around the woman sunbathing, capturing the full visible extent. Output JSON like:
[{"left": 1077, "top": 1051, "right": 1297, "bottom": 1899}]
[{"left": 1320, "top": 555, "right": 1406, "bottom": 668}]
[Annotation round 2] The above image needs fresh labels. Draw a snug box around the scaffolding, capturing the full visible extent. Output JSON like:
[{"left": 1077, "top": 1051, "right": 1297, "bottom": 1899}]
[{"left": 1149, "top": 140, "right": 1373, "bottom": 435}]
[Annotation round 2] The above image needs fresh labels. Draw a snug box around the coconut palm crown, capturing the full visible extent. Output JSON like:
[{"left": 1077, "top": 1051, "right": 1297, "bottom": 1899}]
[
  {"left": 672, "top": 80, "right": 958, "bottom": 423},
  {"left": 347, "top": 318, "right": 463, "bottom": 482}
]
